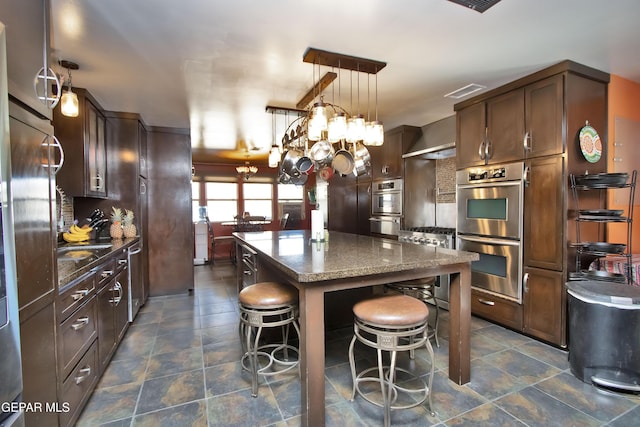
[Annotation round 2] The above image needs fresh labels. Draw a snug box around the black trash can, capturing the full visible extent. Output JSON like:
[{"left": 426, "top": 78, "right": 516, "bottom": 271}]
[{"left": 567, "top": 280, "right": 640, "bottom": 393}]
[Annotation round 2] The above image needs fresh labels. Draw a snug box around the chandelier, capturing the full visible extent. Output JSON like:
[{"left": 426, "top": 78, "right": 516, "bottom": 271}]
[
  {"left": 236, "top": 161, "right": 258, "bottom": 180},
  {"left": 268, "top": 48, "right": 387, "bottom": 184}
]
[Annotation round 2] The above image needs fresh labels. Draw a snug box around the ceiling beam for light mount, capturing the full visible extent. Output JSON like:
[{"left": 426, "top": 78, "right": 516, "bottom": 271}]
[
  {"left": 303, "top": 47, "right": 387, "bottom": 74},
  {"left": 296, "top": 71, "right": 337, "bottom": 110}
]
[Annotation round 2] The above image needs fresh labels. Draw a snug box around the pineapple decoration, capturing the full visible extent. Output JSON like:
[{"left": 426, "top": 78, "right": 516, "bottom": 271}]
[
  {"left": 123, "top": 209, "right": 137, "bottom": 238},
  {"left": 110, "top": 207, "right": 124, "bottom": 239}
]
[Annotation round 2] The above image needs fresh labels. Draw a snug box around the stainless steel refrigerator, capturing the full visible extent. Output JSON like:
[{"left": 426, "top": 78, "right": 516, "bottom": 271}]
[{"left": 0, "top": 22, "right": 25, "bottom": 427}]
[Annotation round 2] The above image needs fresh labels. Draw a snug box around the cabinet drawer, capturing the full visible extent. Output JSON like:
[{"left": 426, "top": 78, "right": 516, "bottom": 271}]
[
  {"left": 59, "top": 273, "right": 95, "bottom": 322},
  {"left": 471, "top": 289, "right": 523, "bottom": 331},
  {"left": 60, "top": 340, "right": 98, "bottom": 427},
  {"left": 114, "top": 249, "right": 128, "bottom": 273},
  {"left": 95, "top": 258, "right": 116, "bottom": 288},
  {"left": 59, "top": 296, "right": 98, "bottom": 378}
]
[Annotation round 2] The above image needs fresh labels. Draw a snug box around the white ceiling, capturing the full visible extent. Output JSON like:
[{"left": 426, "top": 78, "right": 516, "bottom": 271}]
[{"left": 50, "top": 0, "right": 640, "bottom": 162}]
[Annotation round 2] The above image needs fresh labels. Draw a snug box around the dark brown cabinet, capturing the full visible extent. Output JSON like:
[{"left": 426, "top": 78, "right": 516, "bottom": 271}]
[
  {"left": 456, "top": 90, "right": 524, "bottom": 168},
  {"left": 523, "top": 156, "right": 564, "bottom": 271},
  {"left": 369, "top": 125, "right": 420, "bottom": 180},
  {"left": 96, "top": 253, "right": 129, "bottom": 371},
  {"left": 524, "top": 75, "right": 563, "bottom": 158},
  {"left": 54, "top": 88, "right": 108, "bottom": 198},
  {"left": 456, "top": 61, "right": 609, "bottom": 347},
  {"left": 456, "top": 74, "right": 564, "bottom": 169},
  {"left": 522, "top": 267, "right": 564, "bottom": 344}
]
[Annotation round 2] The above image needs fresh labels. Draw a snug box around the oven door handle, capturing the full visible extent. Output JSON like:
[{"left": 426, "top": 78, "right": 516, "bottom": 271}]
[
  {"left": 369, "top": 217, "right": 400, "bottom": 222},
  {"left": 457, "top": 234, "right": 520, "bottom": 246},
  {"left": 457, "top": 180, "right": 522, "bottom": 190}
]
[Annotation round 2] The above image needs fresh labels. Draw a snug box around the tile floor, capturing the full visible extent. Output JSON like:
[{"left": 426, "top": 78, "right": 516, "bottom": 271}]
[{"left": 76, "top": 261, "right": 640, "bottom": 427}]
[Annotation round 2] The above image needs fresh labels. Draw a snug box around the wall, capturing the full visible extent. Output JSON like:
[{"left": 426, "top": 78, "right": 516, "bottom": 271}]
[{"left": 607, "top": 74, "right": 640, "bottom": 250}]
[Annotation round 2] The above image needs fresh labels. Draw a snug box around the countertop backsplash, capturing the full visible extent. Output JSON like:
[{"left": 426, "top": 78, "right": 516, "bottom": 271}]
[{"left": 436, "top": 157, "right": 456, "bottom": 204}]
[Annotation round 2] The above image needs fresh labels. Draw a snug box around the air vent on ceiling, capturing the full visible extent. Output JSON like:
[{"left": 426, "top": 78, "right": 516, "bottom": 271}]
[
  {"left": 444, "top": 83, "right": 486, "bottom": 99},
  {"left": 447, "top": 0, "right": 502, "bottom": 13}
]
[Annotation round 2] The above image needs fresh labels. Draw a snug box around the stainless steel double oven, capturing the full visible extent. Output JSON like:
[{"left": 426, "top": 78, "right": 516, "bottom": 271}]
[
  {"left": 456, "top": 162, "right": 524, "bottom": 303},
  {"left": 370, "top": 178, "right": 403, "bottom": 237}
]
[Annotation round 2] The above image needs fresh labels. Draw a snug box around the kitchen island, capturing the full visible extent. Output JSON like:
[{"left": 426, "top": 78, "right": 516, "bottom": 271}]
[{"left": 233, "top": 230, "right": 478, "bottom": 427}]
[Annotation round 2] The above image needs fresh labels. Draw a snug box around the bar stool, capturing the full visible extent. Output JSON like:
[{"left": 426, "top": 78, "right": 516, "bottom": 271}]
[
  {"left": 238, "top": 281, "right": 300, "bottom": 397},
  {"left": 349, "top": 294, "right": 435, "bottom": 427},
  {"left": 386, "top": 277, "right": 440, "bottom": 348}
]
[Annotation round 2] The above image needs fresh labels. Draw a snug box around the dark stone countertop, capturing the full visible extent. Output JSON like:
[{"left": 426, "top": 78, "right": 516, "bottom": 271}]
[
  {"left": 57, "top": 237, "right": 140, "bottom": 289},
  {"left": 233, "top": 230, "right": 478, "bottom": 283}
]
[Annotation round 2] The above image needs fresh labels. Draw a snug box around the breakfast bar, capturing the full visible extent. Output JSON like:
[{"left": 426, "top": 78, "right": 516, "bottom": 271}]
[{"left": 234, "top": 230, "right": 478, "bottom": 427}]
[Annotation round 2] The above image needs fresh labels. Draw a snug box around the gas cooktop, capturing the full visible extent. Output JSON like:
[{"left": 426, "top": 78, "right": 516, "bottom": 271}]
[{"left": 398, "top": 227, "right": 456, "bottom": 248}]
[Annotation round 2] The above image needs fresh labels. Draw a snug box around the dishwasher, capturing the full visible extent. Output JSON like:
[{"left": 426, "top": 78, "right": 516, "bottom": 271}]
[{"left": 127, "top": 242, "right": 143, "bottom": 321}]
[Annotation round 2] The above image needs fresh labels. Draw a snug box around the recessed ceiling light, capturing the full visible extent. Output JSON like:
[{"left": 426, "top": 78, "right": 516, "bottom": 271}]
[
  {"left": 444, "top": 83, "right": 487, "bottom": 99},
  {"left": 447, "top": 0, "right": 502, "bottom": 13}
]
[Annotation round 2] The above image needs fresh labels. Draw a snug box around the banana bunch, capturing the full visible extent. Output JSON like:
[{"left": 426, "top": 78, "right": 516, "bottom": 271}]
[{"left": 62, "top": 224, "right": 93, "bottom": 243}]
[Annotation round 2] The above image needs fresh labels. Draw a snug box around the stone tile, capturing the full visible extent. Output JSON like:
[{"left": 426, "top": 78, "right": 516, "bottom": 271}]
[
  {"left": 483, "top": 349, "right": 561, "bottom": 384},
  {"left": 469, "top": 331, "right": 510, "bottom": 359},
  {"left": 152, "top": 329, "right": 202, "bottom": 355},
  {"left": 200, "top": 311, "right": 241, "bottom": 328},
  {"left": 495, "top": 386, "right": 602, "bottom": 427},
  {"left": 202, "top": 340, "right": 243, "bottom": 367},
  {"left": 112, "top": 335, "right": 155, "bottom": 362},
  {"left": 465, "top": 358, "right": 528, "bottom": 400},
  {"left": 133, "top": 310, "right": 163, "bottom": 326},
  {"left": 146, "top": 347, "right": 203, "bottom": 379},
  {"left": 98, "top": 357, "right": 148, "bottom": 388},
  {"left": 136, "top": 370, "right": 205, "bottom": 415},
  {"left": 429, "top": 370, "right": 486, "bottom": 421},
  {"left": 206, "top": 388, "right": 282, "bottom": 426},
  {"left": 204, "top": 361, "right": 252, "bottom": 396},
  {"left": 76, "top": 382, "right": 141, "bottom": 426},
  {"left": 474, "top": 324, "right": 531, "bottom": 348},
  {"left": 516, "top": 340, "right": 570, "bottom": 371},
  {"left": 534, "top": 372, "right": 638, "bottom": 423},
  {"left": 199, "top": 300, "right": 238, "bottom": 316},
  {"left": 100, "top": 418, "right": 133, "bottom": 427},
  {"left": 446, "top": 402, "right": 526, "bottom": 426},
  {"left": 270, "top": 374, "right": 342, "bottom": 419},
  {"left": 131, "top": 400, "right": 207, "bottom": 427},
  {"left": 609, "top": 406, "right": 640, "bottom": 426}
]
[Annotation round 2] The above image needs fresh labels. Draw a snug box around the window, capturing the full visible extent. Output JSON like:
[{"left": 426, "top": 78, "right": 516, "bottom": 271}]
[
  {"left": 192, "top": 181, "right": 201, "bottom": 222},
  {"left": 242, "top": 183, "right": 273, "bottom": 220},
  {"left": 206, "top": 182, "right": 238, "bottom": 221}
]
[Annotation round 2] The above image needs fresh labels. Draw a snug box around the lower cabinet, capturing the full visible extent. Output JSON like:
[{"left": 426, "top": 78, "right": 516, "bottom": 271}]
[
  {"left": 55, "top": 244, "right": 134, "bottom": 426},
  {"left": 97, "top": 259, "right": 129, "bottom": 372},
  {"left": 522, "top": 267, "right": 565, "bottom": 345},
  {"left": 470, "top": 288, "right": 523, "bottom": 331}
]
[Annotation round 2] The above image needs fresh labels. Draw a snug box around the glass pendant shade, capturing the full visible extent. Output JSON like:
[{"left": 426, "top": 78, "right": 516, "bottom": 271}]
[
  {"left": 307, "top": 102, "right": 328, "bottom": 141},
  {"left": 60, "top": 89, "right": 79, "bottom": 117},
  {"left": 328, "top": 112, "right": 347, "bottom": 142},
  {"left": 346, "top": 114, "right": 366, "bottom": 143},
  {"left": 268, "top": 145, "right": 280, "bottom": 168},
  {"left": 365, "top": 120, "right": 384, "bottom": 146}
]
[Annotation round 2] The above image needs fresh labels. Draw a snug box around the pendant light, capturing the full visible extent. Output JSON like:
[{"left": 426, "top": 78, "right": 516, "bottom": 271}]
[
  {"left": 268, "top": 109, "right": 280, "bottom": 167},
  {"left": 365, "top": 67, "right": 384, "bottom": 146},
  {"left": 59, "top": 60, "right": 79, "bottom": 118},
  {"left": 327, "top": 63, "right": 347, "bottom": 143}
]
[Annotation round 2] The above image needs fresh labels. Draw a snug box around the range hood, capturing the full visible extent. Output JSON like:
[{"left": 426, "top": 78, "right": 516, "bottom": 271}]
[{"left": 403, "top": 115, "right": 456, "bottom": 159}]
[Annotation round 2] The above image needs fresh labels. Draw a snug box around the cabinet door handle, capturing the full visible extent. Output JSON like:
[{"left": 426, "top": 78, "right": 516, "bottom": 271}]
[
  {"left": 478, "top": 140, "right": 486, "bottom": 160},
  {"left": 523, "top": 165, "right": 531, "bottom": 187},
  {"left": 71, "top": 288, "right": 90, "bottom": 301},
  {"left": 118, "top": 259, "right": 127, "bottom": 266},
  {"left": 484, "top": 138, "right": 492, "bottom": 160},
  {"left": 33, "top": 66, "right": 61, "bottom": 109},
  {"left": 101, "top": 270, "right": 114, "bottom": 279},
  {"left": 478, "top": 298, "right": 495, "bottom": 306},
  {"left": 140, "top": 181, "right": 147, "bottom": 195},
  {"left": 74, "top": 366, "right": 92, "bottom": 385},
  {"left": 71, "top": 316, "right": 90, "bottom": 330},
  {"left": 523, "top": 131, "right": 532, "bottom": 151},
  {"left": 523, "top": 272, "right": 530, "bottom": 293},
  {"left": 41, "top": 135, "right": 65, "bottom": 175}
]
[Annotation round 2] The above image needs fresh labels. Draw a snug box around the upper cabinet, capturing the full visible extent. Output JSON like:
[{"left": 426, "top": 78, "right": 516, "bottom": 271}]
[
  {"left": 1, "top": 0, "right": 60, "bottom": 119},
  {"left": 369, "top": 125, "right": 421, "bottom": 180},
  {"left": 54, "top": 88, "right": 108, "bottom": 198},
  {"left": 456, "top": 73, "right": 564, "bottom": 169}
]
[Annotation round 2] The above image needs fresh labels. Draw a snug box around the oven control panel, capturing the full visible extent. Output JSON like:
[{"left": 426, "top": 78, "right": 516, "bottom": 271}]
[{"left": 458, "top": 162, "right": 524, "bottom": 185}]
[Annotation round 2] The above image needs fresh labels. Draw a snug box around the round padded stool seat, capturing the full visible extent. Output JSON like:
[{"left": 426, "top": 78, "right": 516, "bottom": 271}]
[
  {"left": 238, "top": 282, "right": 300, "bottom": 397},
  {"left": 353, "top": 294, "right": 428, "bottom": 326},
  {"left": 239, "top": 282, "right": 298, "bottom": 307}
]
